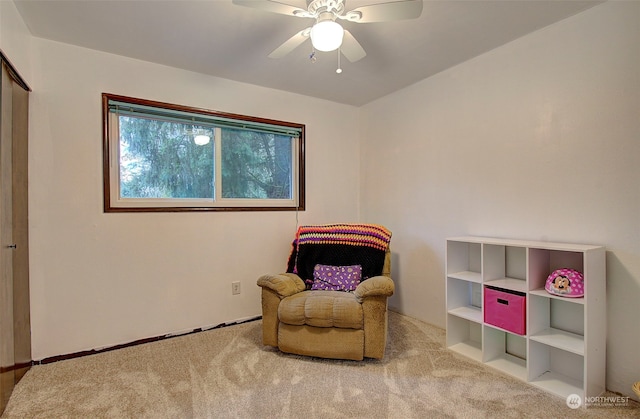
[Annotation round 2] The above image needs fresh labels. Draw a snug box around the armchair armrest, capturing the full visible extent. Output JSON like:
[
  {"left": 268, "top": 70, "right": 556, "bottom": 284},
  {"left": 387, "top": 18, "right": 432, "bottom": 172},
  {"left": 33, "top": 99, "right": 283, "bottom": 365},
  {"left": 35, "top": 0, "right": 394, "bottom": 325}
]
[
  {"left": 354, "top": 276, "right": 395, "bottom": 302},
  {"left": 257, "top": 273, "right": 306, "bottom": 299}
]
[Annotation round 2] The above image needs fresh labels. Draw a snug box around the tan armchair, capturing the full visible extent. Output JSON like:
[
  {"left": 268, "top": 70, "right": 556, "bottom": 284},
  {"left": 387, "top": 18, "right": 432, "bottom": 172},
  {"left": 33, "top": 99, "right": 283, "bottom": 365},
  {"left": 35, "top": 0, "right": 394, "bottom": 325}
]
[{"left": 257, "top": 225, "right": 394, "bottom": 361}]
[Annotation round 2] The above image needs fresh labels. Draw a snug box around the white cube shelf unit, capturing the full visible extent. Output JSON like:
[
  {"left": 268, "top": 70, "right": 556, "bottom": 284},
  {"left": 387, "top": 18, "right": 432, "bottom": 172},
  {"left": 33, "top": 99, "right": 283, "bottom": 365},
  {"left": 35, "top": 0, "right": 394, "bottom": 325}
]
[{"left": 445, "top": 236, "right": 606, "bottom": 402}]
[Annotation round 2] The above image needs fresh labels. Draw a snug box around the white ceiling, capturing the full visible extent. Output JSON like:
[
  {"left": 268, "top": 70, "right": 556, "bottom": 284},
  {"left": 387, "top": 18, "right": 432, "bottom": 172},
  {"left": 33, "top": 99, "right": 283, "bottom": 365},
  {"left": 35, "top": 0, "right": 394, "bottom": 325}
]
[{"left": 14, "top": 0, "right": 602, "bottom": 106}]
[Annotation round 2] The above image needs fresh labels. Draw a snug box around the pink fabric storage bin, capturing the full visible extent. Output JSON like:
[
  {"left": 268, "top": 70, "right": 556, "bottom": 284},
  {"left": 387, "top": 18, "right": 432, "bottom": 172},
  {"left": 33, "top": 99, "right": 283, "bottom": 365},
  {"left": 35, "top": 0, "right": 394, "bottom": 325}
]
[{"left": 484, "top": 286, "right": 526, "bottom": 335}]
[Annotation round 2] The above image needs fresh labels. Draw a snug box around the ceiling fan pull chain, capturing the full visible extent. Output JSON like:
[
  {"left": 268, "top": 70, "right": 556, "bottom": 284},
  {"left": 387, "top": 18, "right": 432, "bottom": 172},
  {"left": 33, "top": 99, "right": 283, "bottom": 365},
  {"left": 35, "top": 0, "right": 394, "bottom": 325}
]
[{"left": 336, "top": 48, "right": 342, "bottom": 74}]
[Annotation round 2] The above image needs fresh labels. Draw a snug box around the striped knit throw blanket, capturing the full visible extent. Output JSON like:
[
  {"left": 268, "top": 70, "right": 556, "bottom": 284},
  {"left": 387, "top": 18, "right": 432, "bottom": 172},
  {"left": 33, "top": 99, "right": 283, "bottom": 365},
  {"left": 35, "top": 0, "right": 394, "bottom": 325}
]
[{"left": 286, "top": 224, "right": 392, "bottom": 284}]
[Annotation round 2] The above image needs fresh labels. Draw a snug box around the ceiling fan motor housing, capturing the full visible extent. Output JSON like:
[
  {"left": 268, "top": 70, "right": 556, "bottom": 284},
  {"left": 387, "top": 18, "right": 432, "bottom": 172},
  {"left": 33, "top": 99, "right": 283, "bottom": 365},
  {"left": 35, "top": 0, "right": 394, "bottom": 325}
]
[{"left": 308, "top": 0, "right": 345, "bottom": 17}]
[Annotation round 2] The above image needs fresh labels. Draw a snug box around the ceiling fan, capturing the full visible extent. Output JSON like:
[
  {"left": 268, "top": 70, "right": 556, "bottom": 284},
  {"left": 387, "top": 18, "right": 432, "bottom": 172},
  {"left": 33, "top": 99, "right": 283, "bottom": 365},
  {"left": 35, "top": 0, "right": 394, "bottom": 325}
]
[{"left": 232, "top": 0, "right": 423, "bottom": 63}]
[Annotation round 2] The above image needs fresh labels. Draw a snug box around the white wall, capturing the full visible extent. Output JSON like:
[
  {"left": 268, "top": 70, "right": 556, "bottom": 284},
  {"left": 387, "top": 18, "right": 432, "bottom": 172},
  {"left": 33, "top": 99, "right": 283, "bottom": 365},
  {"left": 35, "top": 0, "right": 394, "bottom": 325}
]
[
  {"left": 19, "top": 39, "right": 361, "bottom": 360},
  {"left": 361, "top": 2, "right": 639, "bottom": 398}
]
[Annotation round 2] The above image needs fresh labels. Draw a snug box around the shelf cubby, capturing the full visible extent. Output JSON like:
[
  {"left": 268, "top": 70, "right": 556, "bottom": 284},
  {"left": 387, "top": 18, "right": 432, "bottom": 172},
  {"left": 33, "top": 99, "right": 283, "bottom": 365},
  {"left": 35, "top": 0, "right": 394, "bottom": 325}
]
[
  {"left": 446, "top": 315, "right": 483, "bottom": 362},
  {"left": 483, "top": 326, "right": 527, "bottom": 381},
  {"left": 528, "top": 248, "right": 584, "bottom": 291},
  {"left": 446, "top": 240, "right": 481, "bottom": 283},
  {"left": 529, "top": 340, "right": 585, "bottom": 399},
  {"left": 529, "top": 293, "right": 584, "bottom": 354},
  {"left": 483, "top": 244, "right": 527, "bottom": 293},
  {"left": 446, "top": 277, "right": 482, "bottom": 323}
]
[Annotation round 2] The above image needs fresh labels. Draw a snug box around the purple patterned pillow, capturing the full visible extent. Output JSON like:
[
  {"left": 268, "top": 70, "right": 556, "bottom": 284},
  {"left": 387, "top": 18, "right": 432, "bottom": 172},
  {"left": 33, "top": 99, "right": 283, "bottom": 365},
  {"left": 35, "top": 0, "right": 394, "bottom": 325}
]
[{"left": 311, "top": 264, "right": 362, "bottom": 292}]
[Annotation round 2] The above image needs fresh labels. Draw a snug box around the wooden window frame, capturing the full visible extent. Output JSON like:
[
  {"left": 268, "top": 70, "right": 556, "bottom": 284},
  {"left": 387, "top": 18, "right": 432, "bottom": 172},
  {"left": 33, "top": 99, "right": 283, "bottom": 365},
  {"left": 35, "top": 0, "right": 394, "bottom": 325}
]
[{"left": 102, "top": 93, "right": 305, "bottom": 213}]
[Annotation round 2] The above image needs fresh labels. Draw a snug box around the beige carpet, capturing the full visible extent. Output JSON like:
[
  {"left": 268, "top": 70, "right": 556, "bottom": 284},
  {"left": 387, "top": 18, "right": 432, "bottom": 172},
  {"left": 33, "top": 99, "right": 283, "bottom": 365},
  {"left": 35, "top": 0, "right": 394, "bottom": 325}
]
[{"left": 2, "top": 312, "right": 638, "bottom": 418}]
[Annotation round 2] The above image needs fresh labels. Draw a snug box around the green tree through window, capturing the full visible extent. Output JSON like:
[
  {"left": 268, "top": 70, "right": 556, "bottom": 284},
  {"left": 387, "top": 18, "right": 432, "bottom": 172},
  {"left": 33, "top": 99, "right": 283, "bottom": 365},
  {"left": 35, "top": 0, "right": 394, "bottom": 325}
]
[
  {"left": 221, "top": 128, "right": 292, "bottom": 199},
  {"left": 119, "top": 116, "right": 214, "bottom": 199}
]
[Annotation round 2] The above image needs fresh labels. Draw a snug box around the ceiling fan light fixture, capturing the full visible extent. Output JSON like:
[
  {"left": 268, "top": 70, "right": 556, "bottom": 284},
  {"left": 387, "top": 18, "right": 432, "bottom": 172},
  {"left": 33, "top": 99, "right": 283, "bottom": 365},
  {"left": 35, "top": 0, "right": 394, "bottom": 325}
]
[{"left": 310, "top": 18, "right": 344, "bottom": 52}]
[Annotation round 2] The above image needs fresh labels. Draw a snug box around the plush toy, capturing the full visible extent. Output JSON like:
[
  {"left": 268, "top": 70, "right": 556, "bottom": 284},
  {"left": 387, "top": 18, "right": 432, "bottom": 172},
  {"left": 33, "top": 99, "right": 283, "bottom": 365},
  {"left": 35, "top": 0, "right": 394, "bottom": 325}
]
[{"left": 545, "top": 268, "right": 584, "bottom": 298}]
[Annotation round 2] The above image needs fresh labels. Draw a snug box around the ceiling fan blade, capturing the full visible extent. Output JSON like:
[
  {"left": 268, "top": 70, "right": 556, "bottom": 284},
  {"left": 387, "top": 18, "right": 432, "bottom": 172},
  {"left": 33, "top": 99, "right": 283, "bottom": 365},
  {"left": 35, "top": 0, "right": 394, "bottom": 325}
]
[
  {"left": 341, "top": 0, "right": 423, "bottom": 23},
  {"left": 232, "top": 0, "right": 308, "bottom": 17},
  {"left": 340, "top": 30, "right": 366, "bottom": 63},
  {"left": 268, "top": 28, "right": 311, "bottom": 59}
]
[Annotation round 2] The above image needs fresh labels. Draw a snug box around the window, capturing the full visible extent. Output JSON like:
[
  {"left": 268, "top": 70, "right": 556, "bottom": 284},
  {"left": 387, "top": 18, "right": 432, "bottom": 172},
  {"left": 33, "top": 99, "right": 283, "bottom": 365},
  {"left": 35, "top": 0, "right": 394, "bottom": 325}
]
[{"left": 102, "top": 93, "right": 305, "bottom": 212}]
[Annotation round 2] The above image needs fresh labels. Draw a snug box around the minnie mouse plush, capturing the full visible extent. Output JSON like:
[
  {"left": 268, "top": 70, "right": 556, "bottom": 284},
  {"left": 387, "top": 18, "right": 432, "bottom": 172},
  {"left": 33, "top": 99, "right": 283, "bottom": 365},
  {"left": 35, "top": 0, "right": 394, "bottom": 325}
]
[{"left": 545, "top": 268, "right": 584, "bottom": 298}]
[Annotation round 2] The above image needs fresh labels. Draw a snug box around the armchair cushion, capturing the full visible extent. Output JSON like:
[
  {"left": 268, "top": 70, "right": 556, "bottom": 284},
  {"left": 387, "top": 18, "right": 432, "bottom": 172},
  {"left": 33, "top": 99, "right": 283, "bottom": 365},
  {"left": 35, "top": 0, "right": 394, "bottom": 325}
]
[{"left": 278, "top": 291, "right": 364, "bottom": 329}]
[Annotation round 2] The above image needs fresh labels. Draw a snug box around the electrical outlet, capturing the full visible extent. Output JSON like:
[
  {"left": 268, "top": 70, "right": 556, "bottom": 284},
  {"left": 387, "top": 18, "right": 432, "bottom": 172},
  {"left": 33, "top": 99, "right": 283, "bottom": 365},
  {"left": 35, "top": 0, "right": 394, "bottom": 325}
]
[{"left": 232, "top": 281, "right": 241, "bottom": 295}]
